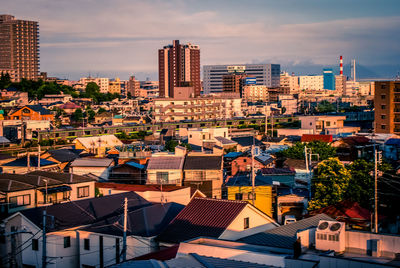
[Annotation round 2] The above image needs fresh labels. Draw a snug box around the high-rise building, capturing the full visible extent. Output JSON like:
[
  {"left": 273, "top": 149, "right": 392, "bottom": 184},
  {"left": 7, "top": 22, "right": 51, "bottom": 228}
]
[
  {"left": 158, "top": 40, "right": 200, "bottom": 98},
  {"left": 203, "top": 64, "right": 280, "bottom": 94},
  {"left": 127, "top": 75, "right": 141, "bottom": 97},
  {"left": 299, "top": 75, "right": 324, "bottom": 91},
  {"left": 323, "top": 68, "right": 335, "bottom": 90},
  {"left": 280, "top": 72, "right": 299, "bottom": 93},
  {"left": 374, "top": 81, "right": 400, "bottom": 134},
  {"left": 0, "top": 15, "right": 39, "bottom": 81}
]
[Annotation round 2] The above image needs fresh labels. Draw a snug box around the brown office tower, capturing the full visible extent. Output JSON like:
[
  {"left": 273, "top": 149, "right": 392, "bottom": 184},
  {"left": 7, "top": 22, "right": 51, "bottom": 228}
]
[
  {"left": 222, "top": 74, "right": 248, "bottom": 97},
  {"left": 375, "top": 81, "right": 400, "bottom": 134},
  {"left": 0, "top": 15, "right": 39, "bottom": 82},
  {"left": 158, "top": 40, "right": 200, "bottom": 98}
]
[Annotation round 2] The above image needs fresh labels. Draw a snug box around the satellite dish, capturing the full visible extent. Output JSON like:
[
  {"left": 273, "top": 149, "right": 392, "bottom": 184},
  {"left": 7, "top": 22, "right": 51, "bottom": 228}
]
[{"left": 318, "top": 222, "right": 329, "bottom": 230}]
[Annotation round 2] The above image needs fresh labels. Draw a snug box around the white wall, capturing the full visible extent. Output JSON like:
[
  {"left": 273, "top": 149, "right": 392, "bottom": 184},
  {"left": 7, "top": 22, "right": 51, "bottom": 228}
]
[{"left": 71, "top": 166, "right": 110, "bottom": 180}]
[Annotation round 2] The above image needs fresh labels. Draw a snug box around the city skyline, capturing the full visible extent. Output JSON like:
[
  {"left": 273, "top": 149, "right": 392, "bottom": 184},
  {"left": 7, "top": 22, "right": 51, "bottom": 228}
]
[{"left": 2, "top": 0, "right": 400, "bottom": 80}]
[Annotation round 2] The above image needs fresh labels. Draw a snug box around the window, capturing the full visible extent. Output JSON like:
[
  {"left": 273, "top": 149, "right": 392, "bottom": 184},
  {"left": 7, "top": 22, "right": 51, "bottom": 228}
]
[
  {"left": 77, "top": 186, "right": 89, "bottom": 198},
  {"left": 156, "top": 172, "right": 169, "bottom": 184},
  {"left": 309, "top": 122, "right": 312, "bottom": 126},
  {"left": 381, "top": 94, "right": 386, "bottom": 99},
  {"left": 32, "top": 239, "right": 39, "bottom": 251},
  {"left": 64, "top": 236, "right": 71, "bottom": 248},
  {"left": 9, "top": 194, "right": 31, "bottom": 208},
  {"left": 63, "top": 191, "right": 69, "bottom": 200},
  {"left": 248, "top": 192, "right": 256, "bottom": 200},
  {"left": 381, "top": 125, "right": 386, "bottom": 129},
  {"left": 235, "top": 193, "right": 243, "bottom": 200},
  {"left": 381, "top": 105, "right": 386, "bottom": 109},
  {"left": 84, "top": 239, "right": 90, "bottom": 250},
  {"left": 381, "top": 115, "right": 386, "bottom": 119},
  {"left": 244, "top": 217, "right": 250, "bottom": 229},
  {"left": 317, "top": 233, "right": 327, "bottom": 240},
  {"left": 243, "top": 159, "right": 247, "bottom": 163},
  {"left": 326, "top": 121, "right": 331, "bottom": 127}
]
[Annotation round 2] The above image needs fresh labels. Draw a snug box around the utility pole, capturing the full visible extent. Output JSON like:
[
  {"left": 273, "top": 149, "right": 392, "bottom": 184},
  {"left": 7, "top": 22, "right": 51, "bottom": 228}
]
[
  {"left": 122, "top": 197, "right": 128, "bottom": 261},
  {"left": 42, "top": 210, "right": 47, "bottom": 268},
  {"left": 251, "top": 142, "right": 255, "bottom": 206},
  {"left": 304, "top": 146, "right": 309, "bottom": 173},
  {"left": 374, "top": 147, "right": 378, "bottom": 234}
]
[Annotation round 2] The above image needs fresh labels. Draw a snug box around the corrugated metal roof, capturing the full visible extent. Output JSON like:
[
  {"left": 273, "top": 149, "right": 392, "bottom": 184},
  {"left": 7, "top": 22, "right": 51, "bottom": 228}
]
[
  {"left": 70, "top": 157, "right": 114, "bottom": 167},
  {"left": 301, "top": 134, "right": 333, "bottom": 143},
  {"left": 239, "top": 214, "right": 333, "bottom": 249},
  {"left": 125, "top": 161, "right": 145, "bottom": 170},
  {"left": 74, "top": 135, "right": 123, "bottom": 149},
  {"left": 184, "top": 155, "right": 222, "bottom": 170},
  {"left": 157, "top": 197, "right": 248, "bottom": 243},
  {"left": 147, "top": 156, "right": 184, "bottom": 170}
]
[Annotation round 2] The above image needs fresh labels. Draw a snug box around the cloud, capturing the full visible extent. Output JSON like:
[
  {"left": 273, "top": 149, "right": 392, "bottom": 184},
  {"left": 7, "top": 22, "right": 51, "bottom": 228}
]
[{"left": 2, "top": 0, "right": 400, "bottom": 79}]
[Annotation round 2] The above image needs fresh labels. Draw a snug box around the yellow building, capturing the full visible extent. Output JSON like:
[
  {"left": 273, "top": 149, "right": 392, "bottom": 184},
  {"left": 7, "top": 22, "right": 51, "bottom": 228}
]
[
  {"left": 109, "top": 77, "right": 121, "bottom": 94},
  {"left": 227, "top": 185, "right": 273, "bottom": 217}
]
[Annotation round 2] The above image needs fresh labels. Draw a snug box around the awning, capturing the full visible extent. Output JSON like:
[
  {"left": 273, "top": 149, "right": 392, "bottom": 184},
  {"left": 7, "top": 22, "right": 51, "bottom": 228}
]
[{"left": 39, "top": 185, "right": 72, "bottom": 194}]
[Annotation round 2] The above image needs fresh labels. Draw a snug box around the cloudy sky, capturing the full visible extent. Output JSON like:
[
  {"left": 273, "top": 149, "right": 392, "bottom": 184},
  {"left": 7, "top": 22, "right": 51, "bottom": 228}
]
[{"left": 3, "top": 0, "right": 400, "bottom": 80}]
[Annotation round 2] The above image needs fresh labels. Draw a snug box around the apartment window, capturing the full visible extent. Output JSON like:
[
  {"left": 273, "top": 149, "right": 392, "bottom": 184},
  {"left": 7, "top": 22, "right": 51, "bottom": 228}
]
[
  {"left": 326, "top": 121, "right": 331, "bottom": 127},
  {"left": 63, "top": 191, "right": 69, "bottom": 200},
  {"left": 9, "top": 194, "right": 31, "bottom": 208},
  {"left": 309, "top": 122, "right": 312, "bottom": 126},
  {"left": 381, "top": 125, "right": 386, "bottom": 129},
  {"left": 244, "top": 217, "right": 250, "bottom": 229},
  {"left": 235, "top": 193, "right": 243, "bottom": 200},
  {"left": 32, "top": 239, "right": 39, "bottom": 251},
  {"left": 248, "top": 192, "right": 256, "bottom": 200},
  {"left": 381, "top": 105, "right": 386, "bottom": 109},
  {"left": 156, "top": 172, "right": 169, "bottom": 184},
  {"left": 84, "top": 239, "right": 90, "bottom": 250},
  {"left": 77, "top": 186, "right": 89, "bottom": 198},
  {"left": 64, "top": 236, "right": 71, "bottom": 248},
  {"left": 317, "top": 233, "right": 327, "bottom": 240},
  {"left": 381, "top": 94, "right": 386, "bottom": 99},
  {"left": 381, "top": 115, "right": 386, "bottom": 119}
]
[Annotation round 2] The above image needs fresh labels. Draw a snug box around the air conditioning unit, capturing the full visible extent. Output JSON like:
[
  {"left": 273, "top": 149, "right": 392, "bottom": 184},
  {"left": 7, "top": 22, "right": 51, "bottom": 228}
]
[{"left": 315, "top": 220, "right": 346, "bottom": 252}]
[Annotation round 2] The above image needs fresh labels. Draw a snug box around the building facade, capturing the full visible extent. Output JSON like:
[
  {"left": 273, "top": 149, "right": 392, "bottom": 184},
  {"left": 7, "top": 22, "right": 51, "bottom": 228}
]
[
  {"left": 79, "top": 77, "right": 110, "bottom": 93},
  {"left": 280, "top": 72, "right": 299, "bottom": 93},
  {"left": 374, "top": 81, "right": 400, "bottom": 134},
  {"left": 323, "top": 68, "right": 335, "bottom": 90},
  {"left": 0, "top": 14, "right": 39, "bottom": 81},
  {"left": 159, "top": 40, "right": 201, "bottom": 98},
  {"left": 299, "top": 75, "right": 323, "bottom": 91},
  {"left": 203, "top": 64, "right": 280, "bottom": 94},
  {"left": 242, "top": 85, "right": 269, "bottom": 102}
]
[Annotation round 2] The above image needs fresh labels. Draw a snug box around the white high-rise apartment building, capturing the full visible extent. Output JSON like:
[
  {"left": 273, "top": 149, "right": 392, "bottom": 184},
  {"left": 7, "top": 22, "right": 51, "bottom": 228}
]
[
  {"left": 299, "top": 75, "right": 324, "bottom": 91},
  {"left": 203, "top": 64, "right": 280, "bottom": 94}
]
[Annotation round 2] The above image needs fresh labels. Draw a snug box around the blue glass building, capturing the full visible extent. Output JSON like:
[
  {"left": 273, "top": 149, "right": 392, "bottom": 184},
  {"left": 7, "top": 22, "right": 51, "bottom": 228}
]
[{"left": 323, "top": 68, "right": 335, "bottom": 90}]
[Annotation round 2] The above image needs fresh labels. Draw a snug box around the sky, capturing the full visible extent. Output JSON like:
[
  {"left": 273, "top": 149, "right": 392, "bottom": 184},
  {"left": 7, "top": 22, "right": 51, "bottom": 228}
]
[{"left": 2, "top": 0, "right": 400, "bottom": 80}]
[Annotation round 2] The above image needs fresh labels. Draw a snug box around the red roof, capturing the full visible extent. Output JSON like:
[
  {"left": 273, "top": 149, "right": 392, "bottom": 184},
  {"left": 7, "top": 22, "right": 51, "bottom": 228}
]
[
  {"left": 341, "top": 136, "right": 370, "bottom": 145},
  {"left": 156, "top": 198, "right": 248, "bottom": 243},
  {"left": 307, "top": 200, "right": 371, "bottom": 221},
  {"left": 95, "top": 182, "right": 187, "bottom": 192},
  {"left": 59, "top": 101, "right": 81, "bottom": 109},
  {"left": 301, "top": 134, "right": 333, "bottom": 143},
  {"left": 133, "top": 245, "right": 179, "bottom": 261}
]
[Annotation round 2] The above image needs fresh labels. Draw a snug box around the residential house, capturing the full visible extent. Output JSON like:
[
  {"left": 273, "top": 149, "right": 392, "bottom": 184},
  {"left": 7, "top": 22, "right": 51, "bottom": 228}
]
[
  {"left": 258, "top": 168, "right": 296, "bottom": 188},
  {"left": 96, "top": 182, "right": 193, "bottom": 205},
  {"left": 230, "top": 152, "right": 274, "bottom": 176},
  {"left": 187, "top": 127, "right": 230, "bottom": 149},
  {"left": 225, "top": 174, "right": 274, "bottom": 217},
  {"left": 0, "top": 171, "right": 95, "bottom": 216},
  {"left": 8, "top": 105, "right": 54, "bottom": 121},
  {"left": 231, "top": 136, "right": 262, "bottom": 152},
  {"left": 0, "top": 155, "right": 59, "bottom": 173},
  {"left": 1, "top": 192, "right": 151, "bottom": 268},
  {"left": 146, "top": 154, "right": 184, "bottom": 185},
  {"left": 156, "top": 197, "right": 279, "bottom": 244},
  {"left": 94, "top": 111, "right": 113, "bottom": 124},
  {"left": 109, "top": 161, "right": 147, "bottom": 184},
  {"left": 73, "top": 135, "right": 123, "bottom": 156},
  {"left": 183, "top": 154, "right": 223, "bottom": 198},
  {"left": 301, "top": 134, "right": 333, "bottom": 143},
  {"left": 276, "top": 194, "right": 308, "bottom": 224},
  {"left": 298, "top": 115, "right": 360, "bottom": 135},
  {"left": 38, "top": 93, "right": 73, "bottom": 106},
  {"left": 40, "top": 148, "right": 84, "bottom": 171},
  {"left": 384, "top": 138, "right": 400, "bottom": 161},
  {"left": 331, "top": 136, "right": 373, "bottom": 161},
  {"left": 78, "top": 202, "right": 184, "bottom": 268},
  {"left": 69, "top": 157, "right": 115, "bottom": 180},
  {"left": 58, "top": 101, "right": 82, "bottom": 115}
]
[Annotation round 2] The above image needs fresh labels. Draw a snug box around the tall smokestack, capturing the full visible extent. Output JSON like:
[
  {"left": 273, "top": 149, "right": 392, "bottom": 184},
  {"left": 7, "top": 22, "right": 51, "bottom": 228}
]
[
  {"left": 351, "top": 59, "right": 356, "bottom": 82},
  {"left": 340, "top": 55, "right": 343, "bottom": 76}
]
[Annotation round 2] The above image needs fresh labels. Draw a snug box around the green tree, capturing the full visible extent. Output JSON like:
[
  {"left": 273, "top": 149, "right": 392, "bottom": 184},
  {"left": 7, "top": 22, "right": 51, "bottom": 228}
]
[
  {"left": 276, "top": 140, "right": 336, "bottom": 160},
  {"left": 309, "top": 157, "right": 351, "bottom": 210},
  {"left": 165, "top": 140, "right": 179, "bottom": 152},
  {"left": 72, "top": 108, "right": 84, "bottom": 121},
  {"left": 317, "top": 100, "right": 335, "bottom": 113},
  {"left": 0, "top": 72, "right": 11, "bottom": 89},
  {"left": 86, "top": 109, "right": 96, "bottom": 121},
  {"left": 345, "top": 159, "right": 392, "bottom": 208}
]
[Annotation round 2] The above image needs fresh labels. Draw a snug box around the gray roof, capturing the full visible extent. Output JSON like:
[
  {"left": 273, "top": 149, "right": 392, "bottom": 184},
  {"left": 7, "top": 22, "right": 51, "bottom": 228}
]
[
  {"left": 239, "top": 214, "right": 333, "bottom": 249},
  {"left": 147, "top": 156, "right": 184, "bottom": 170},
  {"left": 214, "top": 136, "right": 237, "bottom": 145},
  {"left": 70, "top": 157, "right": 114, "bottom": 167}
]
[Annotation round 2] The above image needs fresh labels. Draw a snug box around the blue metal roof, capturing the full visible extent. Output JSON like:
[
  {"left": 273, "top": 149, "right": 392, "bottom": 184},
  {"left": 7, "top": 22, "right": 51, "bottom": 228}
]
[
  {"left": 224, "top": 152, "right": 243, "bottom": 158},
  {"left": 125, "top": 161, "right": 145, "bottom": 170},
  {"left": 385, "top": 138, "right": 400, "bottom": 146}
]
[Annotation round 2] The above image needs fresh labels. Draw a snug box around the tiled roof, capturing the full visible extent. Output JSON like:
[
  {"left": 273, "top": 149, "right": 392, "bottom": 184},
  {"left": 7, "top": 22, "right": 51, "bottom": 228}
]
[
  {"left": 96, "top": 182, "right": 187, "bottom": 192},
  {"left": 239, "top": 214, "right": 333, "bottom": 249},
  {"left": 47, "top": 148, "right": 83, "bottom": 163},
  {"left": 132, "top": 245, "right": 179, "bottom": 261},
  {"left": 147, "top": 156, "right": 184, "bottom": 170},
  {"left": 70, "top": 157, "right": 114, "bottom": 167},
  {"left": 183, "top": 155, "right": 222, "bottom": 170},
  {"left": 27, "top": 171, "right": 96, "bottom": 184},
  {"left": 214, "top": 136, "right": 237, "bottom": 145},
  {"left": 307, "top": 200, "right": 371, "bottom": 221},
  {"left": 341, "top": 136, "right": 370, "bottom": 145},
  {"left": 260, "top": 168, "right": 295, "bottom": 175},
  {"left": 2, "top": 156, "right": 57, "bottom": 167},
  {"left": 82, "top": 202, "right": 184, "bottom": 237},
  {"left": 301, "top": 134, "right": 333, "bottom": 143},
  {"left": 156, "top": 197, "right": 248, "bottom": 243},
  {"left": 231, "top": 136, "right": 262, "bottom": 147},
  {"left": 26, "top": 105, "right": 52, "bottom": 115},
  {"left": 19, "top": 192, "right": 151, "bottom": 231}
]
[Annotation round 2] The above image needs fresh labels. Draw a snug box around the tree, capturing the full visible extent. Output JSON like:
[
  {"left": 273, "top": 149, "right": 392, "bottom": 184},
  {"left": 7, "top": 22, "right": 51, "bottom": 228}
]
[
  {"left": 309, "top": 157, "right": 351, "bottom": 210},
  {"left": 317, "top": 100, "right": 335, "bottom": 113},
  {"left": 0, "top": 72, "right": 11, "bottom": 89},
  {"left": 276, "top": 140, "right": 336, "bottom": 160},
  {"left": 164, "top": 140, "right": 179, "bottom": 152},
  {"left": 86, "top": 109, "right": 96, "bottom": 121},
  {"left": 72, "top": 108, "right": 84, "bottom": 121},
  {"left": 345, "top": 159, "right": 392, "bottom": 208}
]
